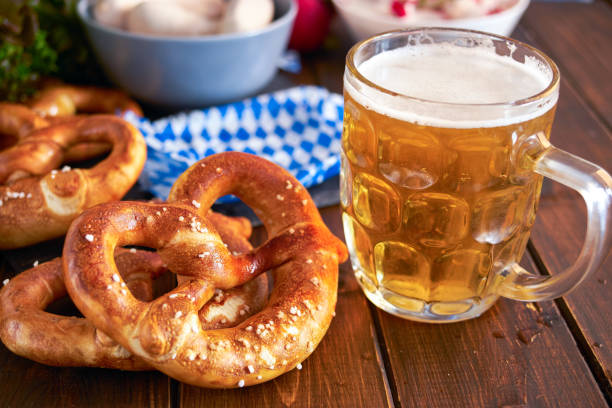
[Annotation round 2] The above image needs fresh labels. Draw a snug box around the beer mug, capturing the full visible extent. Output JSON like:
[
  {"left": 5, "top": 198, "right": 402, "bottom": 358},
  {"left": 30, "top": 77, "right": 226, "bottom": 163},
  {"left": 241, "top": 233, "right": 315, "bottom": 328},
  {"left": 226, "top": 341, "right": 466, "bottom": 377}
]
[{"left": 341, "top": 28, "right": 612, "bottom": 322}]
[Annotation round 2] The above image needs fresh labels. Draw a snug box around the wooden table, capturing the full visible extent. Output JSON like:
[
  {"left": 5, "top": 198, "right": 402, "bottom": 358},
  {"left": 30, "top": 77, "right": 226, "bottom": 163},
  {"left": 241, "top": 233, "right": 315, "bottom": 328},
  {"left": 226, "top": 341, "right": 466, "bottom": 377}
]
[{"left": 1, "top": 1, "right": 611, "bottom": 406}]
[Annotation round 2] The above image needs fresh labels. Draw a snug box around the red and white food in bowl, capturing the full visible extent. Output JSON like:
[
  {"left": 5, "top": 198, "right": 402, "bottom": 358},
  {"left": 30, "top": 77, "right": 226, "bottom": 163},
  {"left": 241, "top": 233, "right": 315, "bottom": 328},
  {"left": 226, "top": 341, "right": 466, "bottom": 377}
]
[
  {"left": 93, "top": 0, "right": 276, "bottom": 36},
  {"left": 333, "top": 0, "right": 530, "bottom": 40}
]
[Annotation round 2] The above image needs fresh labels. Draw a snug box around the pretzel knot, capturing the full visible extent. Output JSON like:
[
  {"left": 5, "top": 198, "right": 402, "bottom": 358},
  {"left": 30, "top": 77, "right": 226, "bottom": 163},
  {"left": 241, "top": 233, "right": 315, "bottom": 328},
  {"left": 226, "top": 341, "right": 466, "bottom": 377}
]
[
  {"left": 0, "top": 103, "right": 111, "bottom": 163},
  {"left": 63, "top": 152, "right": 348, "bottom": 388},
  {"left": 0, "top": 115, "right": 146, "bottom": 249}
]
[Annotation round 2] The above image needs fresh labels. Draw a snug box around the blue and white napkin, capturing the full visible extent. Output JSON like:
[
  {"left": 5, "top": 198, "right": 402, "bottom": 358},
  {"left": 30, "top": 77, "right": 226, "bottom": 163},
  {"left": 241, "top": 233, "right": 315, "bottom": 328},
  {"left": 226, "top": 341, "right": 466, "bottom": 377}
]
[{"left": 124, "top": 86, "right": 344, "bottom": 201}]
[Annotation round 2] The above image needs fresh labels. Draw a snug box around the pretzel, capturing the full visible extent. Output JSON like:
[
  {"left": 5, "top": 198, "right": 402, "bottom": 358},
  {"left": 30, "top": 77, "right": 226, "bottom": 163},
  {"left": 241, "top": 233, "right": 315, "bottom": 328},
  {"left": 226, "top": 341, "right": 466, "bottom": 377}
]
[
  {"left": 29, "top": 85, "right": 143, "bottom": 161},
  {"left": 30, "top": 85, "right": 143, "bottom": 118},
  {"left": 0, "top": 115, "right": 146, "bottom": 249},
  {"left": 0, "top": 103, "right": 110, "bottom": 162},
  {"left": 63, "top": 152, "right": 348, "bottom": 388},
  {"left": 0, "top": 249, "right": 164, "bottom": 369}
]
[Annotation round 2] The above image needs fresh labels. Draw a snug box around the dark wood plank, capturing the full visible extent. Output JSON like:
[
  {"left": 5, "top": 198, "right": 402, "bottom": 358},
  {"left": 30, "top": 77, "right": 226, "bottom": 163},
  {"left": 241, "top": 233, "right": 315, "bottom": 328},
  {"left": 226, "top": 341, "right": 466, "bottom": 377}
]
[
  {"left": 522, "top": 79, "right": 612, "bottom": 394},
  {"left": 520, "top": 0, "right": 612, "bottom": 128},
  {"left": 179, "top": 207, "right": 392, "bottom": 407},
  {"left": 0, "top": 353, "right": 171, "bottom": 408},
  {"left": 0, "top": 182, "right": 175, "bottom": 407},
  {"left": 376, "top": 252, "right": 607, "bottom": 408},
  {"left": 512, "top": 20, "right": 612, "bottom": 397}
]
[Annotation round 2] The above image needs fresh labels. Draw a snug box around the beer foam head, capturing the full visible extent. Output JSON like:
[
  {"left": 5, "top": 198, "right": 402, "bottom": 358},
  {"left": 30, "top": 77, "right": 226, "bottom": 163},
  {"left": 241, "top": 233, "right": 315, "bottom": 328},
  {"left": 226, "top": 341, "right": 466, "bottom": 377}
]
[{"left": 346, "top": 42, "right": 558, "bottom": 128}]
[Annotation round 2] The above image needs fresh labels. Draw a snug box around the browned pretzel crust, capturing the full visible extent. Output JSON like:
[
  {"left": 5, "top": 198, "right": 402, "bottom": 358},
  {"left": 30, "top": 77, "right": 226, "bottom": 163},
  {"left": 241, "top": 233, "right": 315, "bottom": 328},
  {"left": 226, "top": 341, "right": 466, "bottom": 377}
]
[
  {"left": 44, "top": 115, "right": 111, "bottom": 162},
  {"left": 28, "top": 85, "right": 143, "bottom": 161},
  {"left": 30, "top": 85, "right": 143, "bottom": 118},
  {"left": 196, "top": 212, "right": 269, "bottom": 329},
  {"left": 0, "top": 103, "right": 50, "bottom": 150},
  {"left": 63, "top": 152, "right": 348, "bottom": 388},
  {"left": 0, "top": 249, "right": 164, "bottom": 369},
  {"left": 0, "top": 103, "right": 49, "bottom": 138},
  {"left": 0, "top": 103, "right": 110, "bottom": 162},
  {"left": 0, "top": 115, "right": 146, "bottom": 249}
]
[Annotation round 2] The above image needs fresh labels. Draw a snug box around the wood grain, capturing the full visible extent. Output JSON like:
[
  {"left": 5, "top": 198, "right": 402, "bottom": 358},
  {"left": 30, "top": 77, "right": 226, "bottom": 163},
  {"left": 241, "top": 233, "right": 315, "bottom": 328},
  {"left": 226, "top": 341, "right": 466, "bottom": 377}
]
[
  {"left": 375, "top": 253, "right": 607, "bottom": 408},
  {"left": 0, "top": 356, "right": 171, "bottom": 408},
  {"left": 173, "top": 47, "right": 388, "bottom": 408},
  {"left": 314, "top": 62, "right": 612, "bottom": 408},
  {"left": 514, "top": 17, "right": 612, "bottom": 398},
  {"left": 520, "top": 0, "right": 612, "bottom": 128}
]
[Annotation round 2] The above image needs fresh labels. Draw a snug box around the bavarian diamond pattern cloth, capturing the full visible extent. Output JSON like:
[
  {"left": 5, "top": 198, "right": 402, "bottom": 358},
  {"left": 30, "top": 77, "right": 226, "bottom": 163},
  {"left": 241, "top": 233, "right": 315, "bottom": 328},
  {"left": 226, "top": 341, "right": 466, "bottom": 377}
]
[{"left": 124, "top": 86, "right": 343, "bottom": 201}]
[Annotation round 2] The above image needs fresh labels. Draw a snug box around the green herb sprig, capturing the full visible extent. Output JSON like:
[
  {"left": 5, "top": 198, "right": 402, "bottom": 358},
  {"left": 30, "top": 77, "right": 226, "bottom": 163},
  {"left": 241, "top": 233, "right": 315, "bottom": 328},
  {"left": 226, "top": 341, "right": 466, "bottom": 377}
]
[{"left": 0, "top": 0, "right": 105, "bottom": 102}]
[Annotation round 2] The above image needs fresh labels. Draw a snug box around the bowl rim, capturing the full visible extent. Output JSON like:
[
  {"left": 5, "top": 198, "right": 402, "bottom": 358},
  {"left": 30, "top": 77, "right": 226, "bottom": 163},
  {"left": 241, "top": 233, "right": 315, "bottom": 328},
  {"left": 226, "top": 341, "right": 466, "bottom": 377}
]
[
  {"left": 77, "top": 0, "right": 297, "bottom": 42},
  {"left": 332, "top": 0, "right": 530, "bottom": 25}
]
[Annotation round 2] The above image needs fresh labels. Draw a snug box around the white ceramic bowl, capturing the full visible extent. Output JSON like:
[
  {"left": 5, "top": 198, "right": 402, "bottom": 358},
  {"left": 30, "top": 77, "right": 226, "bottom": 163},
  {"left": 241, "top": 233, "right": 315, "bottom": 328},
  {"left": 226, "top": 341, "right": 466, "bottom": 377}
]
[{"left": 332, "top": 0, "right": 530, "bottom": 41}]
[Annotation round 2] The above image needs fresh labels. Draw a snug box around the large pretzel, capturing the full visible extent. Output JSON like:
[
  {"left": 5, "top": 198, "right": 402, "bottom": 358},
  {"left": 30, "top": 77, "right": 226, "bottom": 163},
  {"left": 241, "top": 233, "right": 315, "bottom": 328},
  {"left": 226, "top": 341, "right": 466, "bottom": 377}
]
[
  {"left": 63, "top": 152, "right": 347, "bottom": 388},
  {"left": 0, "top": 115, "right": 146, "bottom": 249},
  {"left": 0, "top": 213, "right": 268, "bottom": 369}
]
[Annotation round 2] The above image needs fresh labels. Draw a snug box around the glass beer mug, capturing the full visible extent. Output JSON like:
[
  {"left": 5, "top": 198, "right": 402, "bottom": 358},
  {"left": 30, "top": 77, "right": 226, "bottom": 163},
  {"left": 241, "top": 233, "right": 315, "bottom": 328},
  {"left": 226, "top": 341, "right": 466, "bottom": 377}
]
[{"left": 340, "top": 28, "right": 612, "bottom": 322}]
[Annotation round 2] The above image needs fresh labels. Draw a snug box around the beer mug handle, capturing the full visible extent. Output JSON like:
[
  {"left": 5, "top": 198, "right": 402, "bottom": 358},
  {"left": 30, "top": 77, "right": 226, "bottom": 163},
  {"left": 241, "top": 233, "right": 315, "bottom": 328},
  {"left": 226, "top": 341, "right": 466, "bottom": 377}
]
[{"left": 498, "top": 132, "right": 612, "bottom": 302}]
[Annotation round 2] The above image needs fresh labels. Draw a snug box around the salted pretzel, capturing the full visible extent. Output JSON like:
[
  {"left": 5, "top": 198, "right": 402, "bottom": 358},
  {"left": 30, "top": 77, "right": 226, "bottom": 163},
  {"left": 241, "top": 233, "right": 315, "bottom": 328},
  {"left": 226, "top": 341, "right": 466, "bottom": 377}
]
[
  {"left": 30, "top": 85, "right": 143, "bottom": 118},
  {"left": 29, "top": 85, "right": 143, "bottom": 161},
  {"left": 0, "top": 213, "right": 267, "bottom": 369},
  {"left": 63, "top": 152, "right": 348, "bottom": 388},
  {"left": 0, "top": 249, "right": 164, "bottom": 369},
  {"left": 0, "top": 115, "right": 146, "bottom": 249}
]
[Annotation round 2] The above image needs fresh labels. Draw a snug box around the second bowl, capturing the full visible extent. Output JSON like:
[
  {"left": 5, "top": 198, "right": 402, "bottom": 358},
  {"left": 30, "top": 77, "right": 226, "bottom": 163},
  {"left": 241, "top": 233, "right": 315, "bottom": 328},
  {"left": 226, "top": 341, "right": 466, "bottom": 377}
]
[{"left": 333, "top": 0, "right": 530, "bottom": 41}]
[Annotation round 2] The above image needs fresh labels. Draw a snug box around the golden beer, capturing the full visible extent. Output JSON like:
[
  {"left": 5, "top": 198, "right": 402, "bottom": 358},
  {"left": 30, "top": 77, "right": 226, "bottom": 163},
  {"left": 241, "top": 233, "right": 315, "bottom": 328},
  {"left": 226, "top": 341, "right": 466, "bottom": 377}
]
[{"left": 341, "top": 30, "right": 559, "bottom": 321}]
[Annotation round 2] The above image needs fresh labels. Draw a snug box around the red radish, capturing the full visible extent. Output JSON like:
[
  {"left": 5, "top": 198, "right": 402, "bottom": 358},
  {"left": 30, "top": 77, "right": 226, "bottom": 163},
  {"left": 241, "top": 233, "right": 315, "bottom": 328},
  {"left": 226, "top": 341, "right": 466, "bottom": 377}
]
[
  {"left": 390, "top": 0, "right": 418, "bottom": 17},
  {"left": 289, "top": 0, "right": 333, "bottom": 52},
  {"left": 391, "top": 0, "right": 407, "bottom": 16}
]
